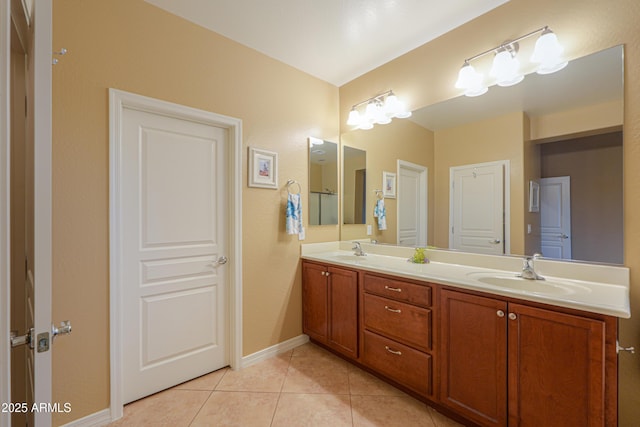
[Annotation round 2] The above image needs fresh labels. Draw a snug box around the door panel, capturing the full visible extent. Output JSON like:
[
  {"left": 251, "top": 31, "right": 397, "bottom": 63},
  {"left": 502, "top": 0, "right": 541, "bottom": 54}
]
[
  {"left": 398, "top": 161, "right": 427, "bottom": 247},
  {"left": 451, "top": 162, "right": 505, "bottom": 255},
  {"left": 121, "top": 107, "right": 228, "bottom": 403},
  {"left": 540, "top": 176, "right": 571, "bottom": 259},
  {"left": 440, "top": 290, "right": 508, "bottom": 427}
]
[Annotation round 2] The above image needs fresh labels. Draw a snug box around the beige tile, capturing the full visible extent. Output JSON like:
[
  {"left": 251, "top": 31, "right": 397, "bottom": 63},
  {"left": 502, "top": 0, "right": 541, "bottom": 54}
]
[
  {"left": 190, "top": 391, "right": 279, "bottom": 427},
  {"left": 108, "top": 389, "right": 210, "bottom": 427},
  {"left": 174, "top": 368, "right": 228, "bottom": 391},
  {"left": 216, "top": 354, "right": 290, "bottom": 392},
  {"left": 348, "top": 367, "right": 405, "bottom": 396},
  {"left": 282, "top": 354, "right": 350, "bottom": 394},
  {"left": 428, "top": 407, "right": 466, "bottom": 427},
  {"left": 351, "top": 394, "right": 437, "bottom": 427},
  {"left": 272, "top": 393, "right": 353, "bottom": 427},
  {"left": 291, "top": 342, "right": 348, "bottom": 363}
]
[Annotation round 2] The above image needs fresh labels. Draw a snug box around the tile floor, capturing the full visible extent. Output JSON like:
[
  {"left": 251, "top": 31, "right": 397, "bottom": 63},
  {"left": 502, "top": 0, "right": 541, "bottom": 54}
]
[{"left": 109, "top": 342, "right": 463, "bottom": 427}]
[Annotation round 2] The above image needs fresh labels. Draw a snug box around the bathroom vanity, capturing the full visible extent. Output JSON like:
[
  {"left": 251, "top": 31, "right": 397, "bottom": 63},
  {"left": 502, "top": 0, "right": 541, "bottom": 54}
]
[{"left": 301, "top": 242, "right": 630, "bottom": 427}]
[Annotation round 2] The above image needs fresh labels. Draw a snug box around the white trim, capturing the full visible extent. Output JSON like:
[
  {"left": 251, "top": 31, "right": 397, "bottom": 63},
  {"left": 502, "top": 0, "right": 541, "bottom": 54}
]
[
  {"left": 58, "top": 409, "right": 111, "bottom": 427},
  {"left": 241, "top": 334, "right": 309, "bottom": 369},
  {"left": 448, "top": 160, "right": 511, "bottom": 255},
  {"left": 396, "top": 160, "right": 428, "bottom": 246},
  {"left": 33, "top": 2, "right": 54, "bottom": 425},
  {"left": 108, "top": 89, "right": 243, "bottom": 422},
  {"left": 0, "top": 1, "right": 12, "bottom": 424}
]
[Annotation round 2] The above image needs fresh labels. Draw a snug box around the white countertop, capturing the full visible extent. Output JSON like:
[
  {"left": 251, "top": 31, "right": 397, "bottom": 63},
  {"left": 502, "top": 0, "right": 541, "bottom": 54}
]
[{"left": 301, "top": 242, "right": 631, "bottom": 318}]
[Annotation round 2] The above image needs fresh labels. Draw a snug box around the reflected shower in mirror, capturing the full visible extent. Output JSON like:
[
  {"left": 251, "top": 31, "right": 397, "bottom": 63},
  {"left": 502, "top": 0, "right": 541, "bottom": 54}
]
[
  {"left": 308, "top": 138, "right": 338, "bottom": 225},
  {"left": 343, "top": 146, "right": 367, "bottom": 224}
]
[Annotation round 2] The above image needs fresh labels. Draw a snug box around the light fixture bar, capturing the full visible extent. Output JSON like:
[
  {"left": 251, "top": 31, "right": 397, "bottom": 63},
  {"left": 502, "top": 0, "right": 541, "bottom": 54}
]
[
  {"left": 347, "top": 90, "right": 411, "bottom": 130},
  {"left": 349, "top": 90, "right": 394, "bottom": 110},
  {"left": 463, "top": 26, "right": 549, "bottom": 64}
]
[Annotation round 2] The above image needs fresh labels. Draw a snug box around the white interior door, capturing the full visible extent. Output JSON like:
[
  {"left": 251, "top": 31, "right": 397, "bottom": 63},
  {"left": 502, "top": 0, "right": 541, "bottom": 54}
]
[
  {"left": 2, "top": 1, "right": 53, "bottom": 426},
  {"left": 540, "top": 176, "right": 572, "bottom": 259},
  {"left": 397, "top": 161, "right": 427, "bottom": 246},
  {"left": 450, "top": 162, "right": 505, "bottom": 255},
  {"left": 119, "top": 103, "right": 229, "bottom": 403}
]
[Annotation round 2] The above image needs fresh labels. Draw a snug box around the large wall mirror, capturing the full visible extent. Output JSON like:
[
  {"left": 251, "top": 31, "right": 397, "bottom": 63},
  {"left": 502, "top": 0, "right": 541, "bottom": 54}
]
[
  {"left": 340, "top": 45, "right": 624, "bottom": 265},
  {"left": 342, "top": 146, "right": 367, "bottom": 225},
  {"left": 308, "top": 138, "right": 338, "bottom": 225}
]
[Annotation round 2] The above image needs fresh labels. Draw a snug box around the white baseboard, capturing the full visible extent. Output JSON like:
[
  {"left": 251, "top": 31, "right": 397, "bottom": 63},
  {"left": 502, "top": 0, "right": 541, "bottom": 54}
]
[
  {"left": 240, "top": 334, "right": 309, "bottom": 369},
  {"left": 59, "top": 408, "right": 111, "bottom": 427}
]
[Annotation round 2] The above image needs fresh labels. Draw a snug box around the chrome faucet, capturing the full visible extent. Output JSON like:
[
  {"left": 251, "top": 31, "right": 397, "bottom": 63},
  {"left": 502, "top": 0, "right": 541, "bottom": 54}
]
[
  {"left": 352, "top": 241, "right": 367, "bottom": 256},
  {"left": 519, "top": 253, "right": 544, "bottom": 280}
]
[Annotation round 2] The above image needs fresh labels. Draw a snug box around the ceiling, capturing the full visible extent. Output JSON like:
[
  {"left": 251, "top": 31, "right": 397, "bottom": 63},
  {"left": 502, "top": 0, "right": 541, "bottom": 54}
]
[{"left": 144, "top": 0, "right": 509, "bottom": 86}]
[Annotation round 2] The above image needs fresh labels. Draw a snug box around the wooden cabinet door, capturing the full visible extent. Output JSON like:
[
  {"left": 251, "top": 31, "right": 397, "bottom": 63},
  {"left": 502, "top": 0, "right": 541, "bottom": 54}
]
[
  {"left": 507, "top": 303, "right": 606, "bottom": 427},
  {"left": 302, "top": 262, "right": 328, "bottom": 344},
  {"left": 327, "top": 266, "right": 359, "bottom": 358},
  {"left": 440, "top": 290, "right": 508, "bottom": 427}
]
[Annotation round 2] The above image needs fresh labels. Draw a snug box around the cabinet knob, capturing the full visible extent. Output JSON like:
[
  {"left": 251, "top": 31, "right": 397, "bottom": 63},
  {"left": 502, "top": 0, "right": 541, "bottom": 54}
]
[
  {"left": 508, "top": 313, "right": 517, "bottom": 320},
  {"left": 497, "top": 310, "right": 505, "bottom": 318}
]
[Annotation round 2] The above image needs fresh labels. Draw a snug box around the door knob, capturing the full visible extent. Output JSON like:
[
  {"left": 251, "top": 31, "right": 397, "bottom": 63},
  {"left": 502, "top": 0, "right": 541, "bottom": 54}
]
[
  {"left": 560, "top": 233, "right": 569, "bottom": 239},
  {"left": 489, "top": 239, "right": 501, "bottom": 244},
  {"left": 52, "top": 320, "right": 72, "bottom": 339},
  {"left": 210, "top": 256, "right": 228, "bottom": 267}
]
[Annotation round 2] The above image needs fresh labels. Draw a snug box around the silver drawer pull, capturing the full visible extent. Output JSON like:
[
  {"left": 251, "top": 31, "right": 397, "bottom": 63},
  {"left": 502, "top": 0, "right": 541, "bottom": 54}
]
[
  {"left": 384, "top": 285, "right": 402, "bottom": 292},
  {"left": 384, "top": 306, "right": 401, "bottom": 313},
  {"left": 385, "top": 346, "right": 402, "bottom": 356}
]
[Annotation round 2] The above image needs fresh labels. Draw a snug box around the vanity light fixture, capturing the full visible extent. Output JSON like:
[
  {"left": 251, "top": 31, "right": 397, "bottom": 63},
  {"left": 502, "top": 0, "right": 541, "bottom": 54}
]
[
  {"left": 347, "top": 90, "right": 412, "bottom": 130},
  {"left": 455, "top": 26, "right": 567, "bottom": 97}
]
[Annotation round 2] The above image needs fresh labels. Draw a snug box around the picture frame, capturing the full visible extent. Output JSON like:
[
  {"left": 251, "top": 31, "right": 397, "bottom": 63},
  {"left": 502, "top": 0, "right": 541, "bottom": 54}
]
[
  {"left": 529, "top": 180, "right": 540, "bottom": 212},
  {"left": 382, "top": 171, "right": 396, "bottom": 198},
  {"left": 248, "top": 147, "right": 278, "bottom": 189}
]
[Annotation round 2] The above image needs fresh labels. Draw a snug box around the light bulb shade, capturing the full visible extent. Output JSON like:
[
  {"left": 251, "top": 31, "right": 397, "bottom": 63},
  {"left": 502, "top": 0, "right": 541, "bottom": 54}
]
[
  {"left": 347, "top": 109, "right": 360, "bottom": 126},
  {"left": 491, "top": 50, "right": 524, "bottom": 87},
  {"left": 455, "top": 62, "right": 488, "bottom": 97},
  {"left": 531, "top": 29, "right": 568, "bottom": 74},
  {"left": 383, "top": 93, "right": 401, "bottom": 116}
]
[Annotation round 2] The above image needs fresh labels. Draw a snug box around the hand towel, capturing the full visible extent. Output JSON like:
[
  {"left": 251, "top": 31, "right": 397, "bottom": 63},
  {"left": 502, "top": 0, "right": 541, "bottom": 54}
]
[
  {"left": 374, "top": 198, "right": 387, "bottom": 230},
  {"left": 286, "top": 193, "right": 304, "bottom": 236}
]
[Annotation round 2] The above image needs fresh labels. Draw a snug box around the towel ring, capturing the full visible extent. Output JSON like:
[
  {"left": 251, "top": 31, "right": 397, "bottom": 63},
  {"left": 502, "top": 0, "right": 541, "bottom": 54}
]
[
  {"left": 374, "top": 189, "right": 384, "bottom": 200},
  {"left": 286, "top": 179, "right": 302, "bottom": 195}
]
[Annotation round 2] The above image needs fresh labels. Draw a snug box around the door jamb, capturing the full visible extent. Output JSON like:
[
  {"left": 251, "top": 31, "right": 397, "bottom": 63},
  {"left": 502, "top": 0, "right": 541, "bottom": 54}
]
[
  {"left": 108, "top": 89, "right": 243, "bottom": 421},
  {"left": 0, "top": 1, "right": 12, "bottom": 420}
]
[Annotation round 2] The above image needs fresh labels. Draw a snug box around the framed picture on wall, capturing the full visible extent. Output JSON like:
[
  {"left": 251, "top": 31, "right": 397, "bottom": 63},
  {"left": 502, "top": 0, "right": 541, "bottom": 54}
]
[
  {"left": 383, "top": 171, "right": 396, "bottom": 198},
  {"left": 529, "top": 180, "right": 540, "bottom": 212},
  {"left": 249, "top": 147, "right": 278, "bottom": 189}
]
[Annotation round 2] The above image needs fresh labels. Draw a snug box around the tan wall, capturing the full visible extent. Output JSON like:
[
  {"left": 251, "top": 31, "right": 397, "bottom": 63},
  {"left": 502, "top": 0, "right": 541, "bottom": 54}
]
[
  {"left": 531, "top": 99, "right": 624, "bottom": 142},
  {"left": 341, "top": 119, "right": 434, "bottom": 245},
  {"left": 540, "top": 132, "right": 623, "bottom": 264},
  {"left": 51, "top": 0, "right": 339, "bottom": 424},
  {"left": 433, "top": 111, "right": 526, "bottom": 254},
  {"left": 340, "top": 0, "right": 640, "bottom": 423}
]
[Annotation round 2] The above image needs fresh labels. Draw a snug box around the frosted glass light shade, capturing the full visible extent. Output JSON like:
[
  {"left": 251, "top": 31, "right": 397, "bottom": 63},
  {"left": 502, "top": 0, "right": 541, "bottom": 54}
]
[
  {"left": 531, "top": 29, "right": 568, "bottom": 74},
  {"left": 347, "top": 109, "right": 360, "bottom": 126},
  {"left": 455, "top": 63, "right": 488, "bottom": 97},
  {"left": 491, "top": 50, "right": 524, "bottom": 87}
]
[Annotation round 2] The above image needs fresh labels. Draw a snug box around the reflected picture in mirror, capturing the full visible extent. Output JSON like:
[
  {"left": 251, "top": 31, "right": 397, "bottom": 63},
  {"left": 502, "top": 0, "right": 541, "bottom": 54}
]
[
  {"left": 340, "top": 45, "right": 624, "bottom": 265},
  {"left": 308, "top": 138, "right": 339, "bottom": 225}
]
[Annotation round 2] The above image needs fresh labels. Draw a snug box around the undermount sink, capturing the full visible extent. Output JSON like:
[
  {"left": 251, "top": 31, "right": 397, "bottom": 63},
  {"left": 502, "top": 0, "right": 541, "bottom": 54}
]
[{"left": 466, "top": 272, "right": 590, "bottom": 296}]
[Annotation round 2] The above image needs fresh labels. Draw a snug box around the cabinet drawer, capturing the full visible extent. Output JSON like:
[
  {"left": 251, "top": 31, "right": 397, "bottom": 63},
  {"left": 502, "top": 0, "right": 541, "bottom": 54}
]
[
  {"left": 363, "top": 293, "right": 431, "bottom": 352},
  {"left": 363, "top": 330, "right": 432, "bottom": 397},
  {"left": 364, "top": 274, "right": 432, "bottom": 307}
]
